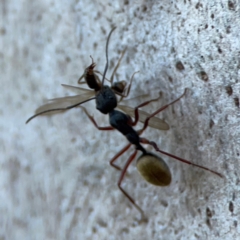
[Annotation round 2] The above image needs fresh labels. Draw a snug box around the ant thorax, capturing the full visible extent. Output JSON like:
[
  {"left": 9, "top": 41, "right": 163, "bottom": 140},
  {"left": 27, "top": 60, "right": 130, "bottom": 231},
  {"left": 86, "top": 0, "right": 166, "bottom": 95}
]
[{"left": 95, "top": 86, "right": 117, "bottom": 114}]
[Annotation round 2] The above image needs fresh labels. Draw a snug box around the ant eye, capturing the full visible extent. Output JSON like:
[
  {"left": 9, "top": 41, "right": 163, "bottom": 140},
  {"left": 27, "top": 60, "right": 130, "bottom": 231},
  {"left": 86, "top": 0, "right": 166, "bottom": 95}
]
[{"left": 136, "top": 153, "right": 171, "bottom": 186}]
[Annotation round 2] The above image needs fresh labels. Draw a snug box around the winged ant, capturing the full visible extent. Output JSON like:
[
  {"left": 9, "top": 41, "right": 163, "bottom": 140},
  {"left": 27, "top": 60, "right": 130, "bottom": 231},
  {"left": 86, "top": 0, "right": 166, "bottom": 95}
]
[
  {"left": 26, "top": 33, "right": 169, "bottom": 130},
  {"left": 26, "top": 27, "right": 223, "bottom": 219}
]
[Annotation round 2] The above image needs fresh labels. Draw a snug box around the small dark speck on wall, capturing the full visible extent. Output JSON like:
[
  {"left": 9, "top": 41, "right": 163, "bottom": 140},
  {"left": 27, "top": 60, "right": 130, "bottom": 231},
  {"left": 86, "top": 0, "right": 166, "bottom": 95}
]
[
  {"left": 209, "top": 119, "right": 214, "bottom": 129},
  {"left": 229, "top": 201, "right": 234, "bottom": 213},
  {"left": 197, "top": 71, "right": 208, "bottom": 81},
  {"left": 206, "top": 207, "right": 213, "bottom": 218},
  {"left": 175, "top": 61, "right": 185, "bottom": 71},
  {"left": 225, "top": 86, "right": 233, "bottom": 96},
  {"left": 234, "top": 220, "right": 238, "bottom": 228},
  {"left": 218, "top": 47, "right": 222, "bottom": 53},
  {"left": 234, "top": 97, "right": 239, "bottom": 107},
  {"left": 228, "top": 1, "right": 235, "bottom": 10}
]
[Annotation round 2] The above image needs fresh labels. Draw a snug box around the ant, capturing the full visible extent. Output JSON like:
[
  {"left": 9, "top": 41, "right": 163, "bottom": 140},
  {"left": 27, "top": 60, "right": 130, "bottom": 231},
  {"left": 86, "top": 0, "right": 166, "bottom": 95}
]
[
  {"left": 26, "top": 27, "right": 223, "bottom": 219},
  {"left": 75, "top": 27, "right": 223, "bottom": 218},
  {"left": 26, "top": 34, "right": 169, "bottom": 131}
]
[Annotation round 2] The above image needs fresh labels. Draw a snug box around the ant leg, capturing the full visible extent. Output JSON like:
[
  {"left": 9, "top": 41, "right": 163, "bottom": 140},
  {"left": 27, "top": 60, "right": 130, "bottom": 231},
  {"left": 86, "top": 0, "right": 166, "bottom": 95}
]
[
  {"left": 79, "top": 106, "right": 114, "bottom": 130},
  {"left": 109, "top": 47, "right": 127, "bottom": 85},
  {"left": 136, "top": 89, "right": 223, "bottom": 177},
  {"left": 78, "top": 72, "right": 87, "bottom": 84},
  {"left": 109, "top": 143, "right": 131, "bottom": 170},
  {"left": 117, "top": 149, "right": 146, "bottom": 219},
  {"left": 130, "top": 94, "right": 163, "bottom": 126},
  {"left": 78, "top": 81, "right": 87, "bottom": 85},
  {"left": 117, "top": 71, "right": 139, "bottom": 103},
  {"left": 140, "top": 138, "right": 223, "bottom": 178},
  {"left": 121, "top": 71, "right": 138, "bottom": 98},
  {"left": 93, "top": 70, "right": 111, "bottom": 82},
  {"left": 137, "top": 89, "right": 187, "bottom": 133}
]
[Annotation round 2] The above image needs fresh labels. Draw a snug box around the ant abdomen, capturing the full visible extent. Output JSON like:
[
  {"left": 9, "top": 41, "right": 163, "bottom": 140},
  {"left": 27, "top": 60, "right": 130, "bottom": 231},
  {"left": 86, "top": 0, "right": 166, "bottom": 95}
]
[{"left": 136, "top": 153, "right": 171, "bottom": 186}]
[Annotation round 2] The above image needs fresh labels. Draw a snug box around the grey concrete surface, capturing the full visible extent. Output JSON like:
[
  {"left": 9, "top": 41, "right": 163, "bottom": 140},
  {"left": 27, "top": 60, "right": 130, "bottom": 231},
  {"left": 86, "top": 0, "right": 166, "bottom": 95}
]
[{"left": 1, "top": 0, "right": 240, "bottom": 239}]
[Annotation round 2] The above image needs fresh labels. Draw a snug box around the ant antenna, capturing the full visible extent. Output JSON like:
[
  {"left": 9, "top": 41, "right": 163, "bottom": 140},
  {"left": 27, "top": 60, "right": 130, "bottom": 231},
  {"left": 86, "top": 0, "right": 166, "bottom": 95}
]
[
  {"left": 89, "top": 55, "right": 94, "bottom": 64},
  {"left": 101, "top": 26, "right": 117, "bottom": 86}
]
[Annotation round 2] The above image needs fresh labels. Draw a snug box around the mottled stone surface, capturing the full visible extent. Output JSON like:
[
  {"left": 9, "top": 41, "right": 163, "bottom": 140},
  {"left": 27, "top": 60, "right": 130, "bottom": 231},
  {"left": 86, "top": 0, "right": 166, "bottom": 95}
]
[{"left": 1, "top": 0, "right": 239, "bottom": 239}]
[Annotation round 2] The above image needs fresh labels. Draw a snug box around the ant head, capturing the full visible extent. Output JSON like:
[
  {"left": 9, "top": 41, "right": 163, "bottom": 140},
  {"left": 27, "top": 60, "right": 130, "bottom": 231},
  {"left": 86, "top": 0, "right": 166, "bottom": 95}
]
[
  {"left": 136, "top": 152, "right": 171, "bottom": 186},
  {"left": 111, "top": 81, "right": 127, "bottom": 94}
]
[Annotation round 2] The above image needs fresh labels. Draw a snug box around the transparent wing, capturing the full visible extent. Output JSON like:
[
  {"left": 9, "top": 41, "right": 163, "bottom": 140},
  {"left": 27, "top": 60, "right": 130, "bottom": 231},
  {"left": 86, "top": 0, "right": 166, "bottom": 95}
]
[
  {"left": 117, "top": 105, "right": 170, "bottom": 130},
  {"left": 61, "top": 84, "right": 93, "bottom": 94},
  {"left": 26, "top": 83, "right": 96, "bottom": 123},
  {"left": 35, "top": 91, "right": 95, "bottom": 114}
]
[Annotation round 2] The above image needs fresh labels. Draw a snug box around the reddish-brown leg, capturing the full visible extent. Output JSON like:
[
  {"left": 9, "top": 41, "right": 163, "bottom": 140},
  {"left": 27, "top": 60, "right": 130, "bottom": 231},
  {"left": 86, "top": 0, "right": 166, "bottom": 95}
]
[
  {"left": 79, "top": 106, "right": 114, "bottom": 130},
  {"left": 140, "top": 138, "right": 223, "bottom": 178},
  {"left": 117, "top": 71, "right": 139, "bottom": 102},
  {"left": 80, "top": 104, "right": 141, "bottom": 206},
  {"left": 109, "top": 143, "right": 132, "bottom": 170},
  {"left": 109, "top": 48, "right": 127, "bottom": 85},
  {"left": 132, "top": 89, "right": 187, "bottom": 128},
  {"left": 139, "top": 89, "right": 187, "bottom": 133},
  {"left": 134, "top": 89, "right": 223, "bottom": 178},
  {"left": 117, "top": 149, "right": 146, "bottom": 219},
  {"left": 80, "top": 106, "right": 132, "bottom": 171}
]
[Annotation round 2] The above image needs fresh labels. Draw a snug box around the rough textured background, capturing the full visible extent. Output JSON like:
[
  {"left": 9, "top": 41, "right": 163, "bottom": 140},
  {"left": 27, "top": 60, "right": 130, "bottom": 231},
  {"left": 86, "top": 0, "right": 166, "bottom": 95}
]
[{"left": 1, "top": 0, "right": 240, "bottom": 239}]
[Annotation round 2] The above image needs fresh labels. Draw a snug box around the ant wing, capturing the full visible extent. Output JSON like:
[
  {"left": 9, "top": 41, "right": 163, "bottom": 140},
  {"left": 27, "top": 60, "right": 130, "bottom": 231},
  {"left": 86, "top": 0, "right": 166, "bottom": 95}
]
[
  {"left": 61, "top": 84, "right": 94, "bottom": 94},
  {"left": 26, "top": 85, "right": 95, "bottom": 123},
  {"left": 35, "top": 84, "right": 95, "bottom": 114},
  {"left": 34, "top": 84, "right": 94, "bottom": 113},
  {"left": 35, "top": 91, "right": 94, "bottom": 114},
  {"left": 117, "top": 105, "right": 170, "bottom": 130}
]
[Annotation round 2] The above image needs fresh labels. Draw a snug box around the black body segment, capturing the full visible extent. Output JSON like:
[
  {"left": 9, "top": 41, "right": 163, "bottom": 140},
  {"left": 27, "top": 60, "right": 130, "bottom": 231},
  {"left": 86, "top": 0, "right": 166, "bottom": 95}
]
[
  {"left": 85, "top": 68, "right": 101, "bottom": 91},
  {"left": 96, "top": 86, "right": 117, "bottom": 114},
  {"left": 109, "top": 110, "right": 146, "bottom": 152},
  {"left": 109, "top": 110, "right": 133, "bottom": 135}
]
